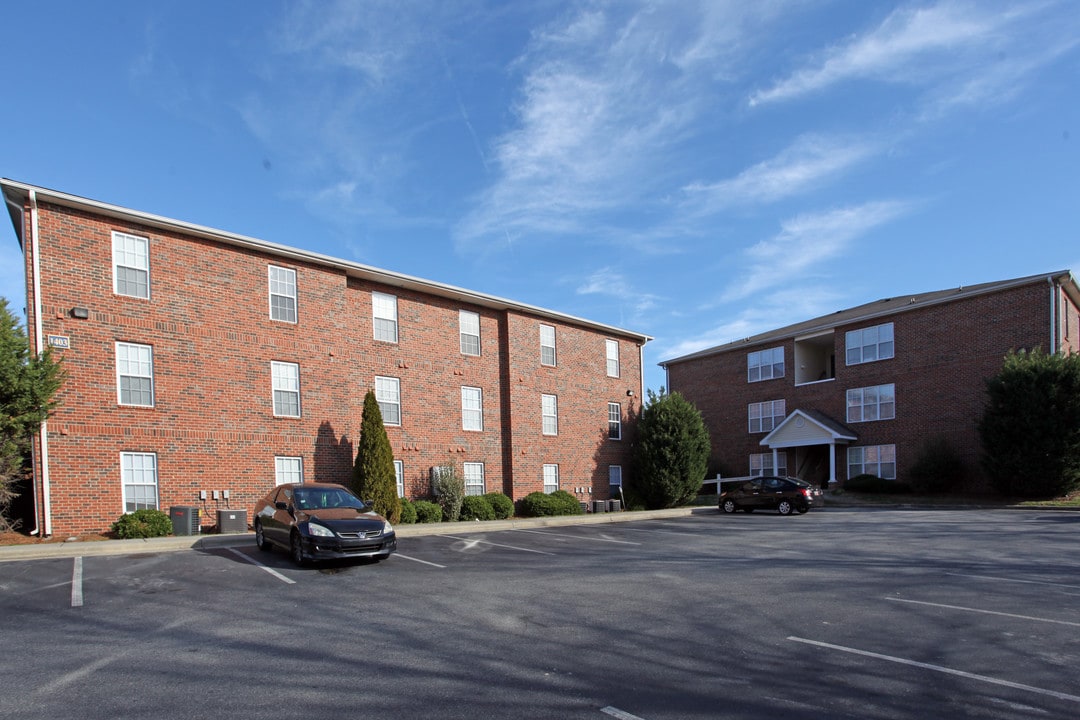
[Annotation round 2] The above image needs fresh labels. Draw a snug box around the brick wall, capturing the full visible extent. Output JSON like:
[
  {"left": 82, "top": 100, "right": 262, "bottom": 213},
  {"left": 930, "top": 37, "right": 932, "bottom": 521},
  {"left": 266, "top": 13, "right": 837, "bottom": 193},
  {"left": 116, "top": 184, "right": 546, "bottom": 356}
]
[{"left": 18, "top": 198, "right": 645, "bottom": 536}]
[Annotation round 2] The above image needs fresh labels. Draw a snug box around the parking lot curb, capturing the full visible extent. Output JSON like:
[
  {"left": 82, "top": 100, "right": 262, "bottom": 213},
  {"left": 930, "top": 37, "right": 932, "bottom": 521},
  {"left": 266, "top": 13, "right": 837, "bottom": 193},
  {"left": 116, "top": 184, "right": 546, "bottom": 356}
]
[{"left": 0, "top": 507, "right": 711, "bottom": 563}]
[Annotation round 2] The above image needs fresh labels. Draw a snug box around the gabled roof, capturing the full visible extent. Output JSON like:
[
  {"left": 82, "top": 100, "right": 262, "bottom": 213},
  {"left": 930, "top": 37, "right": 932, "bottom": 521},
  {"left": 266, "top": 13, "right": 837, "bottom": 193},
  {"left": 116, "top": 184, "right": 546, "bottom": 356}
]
[
  {"left": 2, "top": 178, "right": 652, "bottom": 344},
  {"left": 761, "top": 409, "right": 858, "bottom": 449},
  {"left": 661, "top": 270, "right": 1077, "bottom": 366}
]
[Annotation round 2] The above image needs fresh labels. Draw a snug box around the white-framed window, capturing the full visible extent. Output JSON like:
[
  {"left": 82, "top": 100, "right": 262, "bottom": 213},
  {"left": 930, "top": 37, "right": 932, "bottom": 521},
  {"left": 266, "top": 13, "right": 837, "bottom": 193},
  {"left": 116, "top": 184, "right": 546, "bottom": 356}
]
[
  {"left": 271, "top": 361, "right": 301, "bottom": 417},
  {"left": 606, "top": 339, "right": 620, "bottom": 378},
  {"left": 372, "top": 292, "right": 398, "bottom": 343},
  {"left": 460, "top": 310, "right": 480, "bottom": 356},
  {"left": 121, "top": 452, "right": 158, "bottom": 512},
  {"left": 275, "top": 456, "right": 303, "bottom": 485},
  {"left": 463, "top": 462, "right": 485, "bottom": 496},
  {"left": 848, "top": 444, "right": 897, "bottom": 480},
  {"left": 750, "top": 452, "right": 787, "bottom": 477},
  {"left": 116, "top": 342, "right": 154, "bottom": 407},
  {"left": 112, "top": 231, "right": 150, "bottom": 299},
  {"left": 540, "top": 324, "right": 557, "bottom": 366},
  {"left": 375, "top": 376, "right": 401, "bottom": 426},
  {"left": 847, "top": 384, "right": 896, "bottom": 423},
  {"left": 608, "top": 402, "right": 622, "bottom": 440},
  {"left": 269, "top": 265, "right": 297, "bottom": 323},
  {"left": 846, "top": 322, "right": 894, "bottom": 365},
  {"left": 748, "top": 346, "right": 785, "bottom": 382},
  {"left": 394, "top": 460, "right": 404, "bottom": 498},
  {"left": 462, "top": 386, "right": 483, "bottom": 431},
  {"left": 541, "top": 394, "right": 558, "bottom": 435},
  {"left": 748, "top": 400, "right": 786, "bottom": 433},
  {"left": 609, "top": 465, "right": 623, "bottom": 488},
  {"left": 543, "top": 464, "right": 560, "bottom": 493}
]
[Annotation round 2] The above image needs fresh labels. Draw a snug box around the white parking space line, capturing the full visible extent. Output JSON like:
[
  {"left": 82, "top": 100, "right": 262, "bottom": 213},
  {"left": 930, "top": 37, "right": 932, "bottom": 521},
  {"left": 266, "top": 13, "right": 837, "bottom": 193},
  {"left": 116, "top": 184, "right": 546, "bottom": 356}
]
[
  {"left": 70, "top": 557, "right": 83, "bottom": 608},
  {"left": 393, "top": 553, "right": 446, "bottom": 568},
  {"left": 512, "top": 529, "right": 641, "bottom": 545},
  {"left": 947, "top": 572, "right": 1080, "bottom": 591},
  {"left": 601, "top": 706, "right": 646, "bottom": 720},
  {"left": 789, "top": 636, "right": 1080, "bottom": 704},
  {"left": 886, "top": 597, "right": 1080, "bottom": 627},
  {"left": 225, "top": 548, "right": 296, "bottom": 584},
  {"left": 442, "top": 535, "right": 557, "bottom": 555}
]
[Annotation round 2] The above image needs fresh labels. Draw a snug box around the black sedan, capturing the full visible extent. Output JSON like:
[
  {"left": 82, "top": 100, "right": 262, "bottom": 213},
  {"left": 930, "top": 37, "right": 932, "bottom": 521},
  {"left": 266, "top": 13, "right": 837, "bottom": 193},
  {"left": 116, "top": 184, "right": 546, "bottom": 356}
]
[
  {"left": 718, "top": 476, "right": 821, "bottom": 515},
  {"left": 254, "top": 482, "right": 397, "bottom": 565}
]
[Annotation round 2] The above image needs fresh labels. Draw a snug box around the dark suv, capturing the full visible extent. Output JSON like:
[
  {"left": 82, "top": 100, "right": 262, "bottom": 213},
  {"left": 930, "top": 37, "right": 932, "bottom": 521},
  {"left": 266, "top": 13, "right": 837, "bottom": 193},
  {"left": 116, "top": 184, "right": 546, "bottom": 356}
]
[{"left": 719, "top": 476, "right": 821, "bottom": 515}]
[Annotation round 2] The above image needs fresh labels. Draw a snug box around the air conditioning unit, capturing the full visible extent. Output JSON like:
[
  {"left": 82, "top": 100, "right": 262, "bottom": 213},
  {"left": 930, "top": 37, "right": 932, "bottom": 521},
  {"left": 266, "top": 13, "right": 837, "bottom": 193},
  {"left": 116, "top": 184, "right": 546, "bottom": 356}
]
[
  {"left": 169, "top": 506, "right": 201, "bottom": 536},
  {"left": 217, "top": 509, "right": 247, "bottom": 534},
  {"left": 608, "top": 499, "right": 622, "bottom": 512},
  {"left": 592, "top": 500, "right": 608, "bottom": 513}
]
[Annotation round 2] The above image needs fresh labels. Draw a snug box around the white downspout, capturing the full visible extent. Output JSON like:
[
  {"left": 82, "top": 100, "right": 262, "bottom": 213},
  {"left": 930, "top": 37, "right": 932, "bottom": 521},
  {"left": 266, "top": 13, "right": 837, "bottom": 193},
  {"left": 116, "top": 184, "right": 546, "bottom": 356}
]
[{"left": 29, "top": 190, "right": 52, "bottom": 537}]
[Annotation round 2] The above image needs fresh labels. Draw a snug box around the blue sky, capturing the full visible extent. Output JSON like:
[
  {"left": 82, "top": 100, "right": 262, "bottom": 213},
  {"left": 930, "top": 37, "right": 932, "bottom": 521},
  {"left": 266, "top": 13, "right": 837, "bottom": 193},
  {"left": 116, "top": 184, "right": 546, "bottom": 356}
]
[{"left": 2, "top": 0, "right": 1077, "bottom": 393}]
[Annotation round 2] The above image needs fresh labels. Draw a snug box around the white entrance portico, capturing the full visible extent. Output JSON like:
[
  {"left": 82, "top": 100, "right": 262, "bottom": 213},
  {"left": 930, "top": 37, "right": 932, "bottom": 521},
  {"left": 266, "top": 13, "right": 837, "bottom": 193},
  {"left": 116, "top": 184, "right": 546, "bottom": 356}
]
[{"left": 761, "top": 409, "right": 857, "bottom": 485}]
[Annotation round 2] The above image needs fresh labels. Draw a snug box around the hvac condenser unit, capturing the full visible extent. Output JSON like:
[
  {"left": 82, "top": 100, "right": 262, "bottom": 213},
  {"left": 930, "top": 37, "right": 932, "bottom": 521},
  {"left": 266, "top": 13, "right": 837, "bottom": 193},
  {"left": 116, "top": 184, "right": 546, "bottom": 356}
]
[
  {"left": 169, "top": 506, "right": 201, "bottom": 536},
  {"left": 217, "top": 509, "right": 247, "bottom": 534}
]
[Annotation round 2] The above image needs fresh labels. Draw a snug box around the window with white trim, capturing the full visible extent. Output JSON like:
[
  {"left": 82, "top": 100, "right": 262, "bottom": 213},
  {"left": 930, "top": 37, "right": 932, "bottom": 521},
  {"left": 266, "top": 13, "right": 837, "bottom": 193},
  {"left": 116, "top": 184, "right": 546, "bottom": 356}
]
[
  {"left": 275, "top": 456, "right": 303, "bottom": 485},
  {"left": 463, "top": 462, "right": 485, "bottom": 496},
  {"left": 609, "top": 465, "right": 623, "bottom": 488},
  {"left": 750, "top": 452, "right": 787, "bottom": 477},
  {"left": 748, "top": 346, "right": 784, "bottom": 382},
  {"left": 608, "top": 402, "right": 622, "bottom": 440},
  {"left": 269, "top": 266, "right": 297, "bottom": 323},
  {"left": 121, "top": 452, "right": 158, "bottom": 512},
  {"left": 461, "top": 386, "right": 483, "bottom": 431},
  {"left": 541, "top": 394, "right": 558, "bottom": 435},
  {"left": 606, "top": 339, "right": 620, "bottom": 378},
  {"left": 394, "top": 460, "right": 404, "bottom": 498},
  {"left": 372, "top": 292, "right": 398, "bottom": 343},
  {"left": 543, "top": 464, "right": 560, "bottom": 493},
  {"left": 460, "top": 310, "right": 480, "bottom": 356},
  {"left": 116, "top": 342, "right": 154, "bottom": 407},
  {"left": 112, "top": 231, "right": 150, "bottom": 299},
  {"left": 748, "top": 399, "right": 786, "bottom": 433},
  {"left": 848, "top": 444, "right": 896, "bottom": 480},
  {"left": 375, "top": 376, "right": 401, "bottom": 426},
  {"left": 271, "top": 361, "right": 301, "bottom": 417},
  {"left": 846, "top": 323, "right": 894, "bottom": 365},
  {"left": 847, "top": 384, "right": 895, "bottom": 423},
  {"left": 540, "top": 324, "right": 556, "bottom": 366}
]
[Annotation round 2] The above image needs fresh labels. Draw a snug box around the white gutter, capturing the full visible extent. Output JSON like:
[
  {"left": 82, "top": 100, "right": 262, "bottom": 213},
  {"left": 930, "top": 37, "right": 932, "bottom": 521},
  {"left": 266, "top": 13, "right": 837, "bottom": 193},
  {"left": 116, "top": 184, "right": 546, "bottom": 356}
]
[
  {"left": 1048, "top": 276, "right": 1058, "bottom": 353},
  {"left": 29, "top": 190, "right": 52, "bottom": 537}
]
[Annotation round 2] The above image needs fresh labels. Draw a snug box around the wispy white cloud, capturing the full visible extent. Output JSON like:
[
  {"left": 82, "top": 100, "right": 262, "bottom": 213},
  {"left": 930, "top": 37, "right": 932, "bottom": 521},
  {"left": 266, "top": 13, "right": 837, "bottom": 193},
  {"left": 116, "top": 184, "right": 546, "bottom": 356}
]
[
  {"left": 722, "top": 200, "right": 911, "bottom": 301},
  {"left": 682, "top": 134, "right": 879, "bottom": 211},
  {"left": 577, "top": 266, "right": 661, "bottom": 318}
]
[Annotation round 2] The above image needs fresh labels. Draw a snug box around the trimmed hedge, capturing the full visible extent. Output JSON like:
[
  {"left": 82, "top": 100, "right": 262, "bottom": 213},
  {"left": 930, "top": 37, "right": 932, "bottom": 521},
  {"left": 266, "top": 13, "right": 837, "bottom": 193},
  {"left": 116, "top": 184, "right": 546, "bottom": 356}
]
[
  {"left": 844, "top": 474, "right": 913, "bottom": 494},
  {"left": 483, "top": 492, "right": 514, "bottom": 520},
  {"left": 516, "top": 490, "right": 584, "bottom": 517},
  {"left": 460, "top": 495, "right": 496, "bottom": 521},
  {"left": 413, "top": 500, "right": 443, "bottom": 523},
  {"left": 112, "top": 509, "right": 173, "bottom": 539},
  {"left": 398, "top": 497, "right": 418, "bottom": 524}
]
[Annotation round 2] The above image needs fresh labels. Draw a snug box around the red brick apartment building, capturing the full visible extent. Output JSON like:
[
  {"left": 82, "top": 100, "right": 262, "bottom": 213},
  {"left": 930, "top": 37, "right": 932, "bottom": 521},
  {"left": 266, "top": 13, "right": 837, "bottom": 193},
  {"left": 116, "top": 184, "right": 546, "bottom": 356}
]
[
  {"left": 2, "top": 179, "right": 650, "bottom": 537},
  {"left": 661, "top": 272, "right": 1080, "bottom": 491}
]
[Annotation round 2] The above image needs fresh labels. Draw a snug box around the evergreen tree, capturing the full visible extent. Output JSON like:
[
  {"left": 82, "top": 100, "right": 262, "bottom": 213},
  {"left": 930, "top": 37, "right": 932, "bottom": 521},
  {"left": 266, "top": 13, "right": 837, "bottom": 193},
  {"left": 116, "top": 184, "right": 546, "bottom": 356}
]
[
  {"left": 1, "top": 298, "right": 65, "bottom": 530},
  {"left": 978, "top": 349, "right": 1080, "bottom": 498},
  {"left": 351, "top": 389, "right": 401, "bottom": 523},
  {"left": 630, "top": 388, "right": 711, "bottom": 509}
]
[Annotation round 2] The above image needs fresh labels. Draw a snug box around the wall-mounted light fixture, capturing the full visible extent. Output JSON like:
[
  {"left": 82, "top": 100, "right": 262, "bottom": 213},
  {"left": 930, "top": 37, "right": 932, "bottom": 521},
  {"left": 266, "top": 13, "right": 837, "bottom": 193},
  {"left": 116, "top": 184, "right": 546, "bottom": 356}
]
[
  {"left": 626, "top": 389, "right": 634, "bottom": 397},
  {"left": 70, "top": 307, "right": 89, "bottom": 319}
]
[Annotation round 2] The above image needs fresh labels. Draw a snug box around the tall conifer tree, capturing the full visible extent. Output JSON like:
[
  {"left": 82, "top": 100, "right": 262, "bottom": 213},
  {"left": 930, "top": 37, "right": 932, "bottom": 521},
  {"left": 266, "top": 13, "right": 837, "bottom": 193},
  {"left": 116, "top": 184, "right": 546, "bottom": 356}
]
[{"left": 352, "top": 389, "right": 401, "bottom": 523}]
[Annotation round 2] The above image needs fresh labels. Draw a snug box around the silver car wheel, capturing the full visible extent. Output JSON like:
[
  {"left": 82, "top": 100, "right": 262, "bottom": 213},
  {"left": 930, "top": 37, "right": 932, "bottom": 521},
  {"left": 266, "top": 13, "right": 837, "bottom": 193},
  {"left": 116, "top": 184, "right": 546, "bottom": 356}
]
[{"left": 778, "top": 500, "right": 793, "bottom": 515}]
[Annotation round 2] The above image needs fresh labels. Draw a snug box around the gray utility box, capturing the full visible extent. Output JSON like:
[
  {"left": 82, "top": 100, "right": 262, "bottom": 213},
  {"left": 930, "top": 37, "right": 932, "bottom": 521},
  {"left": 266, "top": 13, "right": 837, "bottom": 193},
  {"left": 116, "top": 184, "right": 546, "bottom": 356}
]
[
  {"left": 608, "top": 499, "right": 622, "bottom": 512},
  {"left": 592, "top": 500, "right": 608, "bottom": 513},
  {"left": 217, "top": 509, "right": 247, "bottom": 534},
  {"left": 170, "top": 506, "right": 201, "bottom": 536}
]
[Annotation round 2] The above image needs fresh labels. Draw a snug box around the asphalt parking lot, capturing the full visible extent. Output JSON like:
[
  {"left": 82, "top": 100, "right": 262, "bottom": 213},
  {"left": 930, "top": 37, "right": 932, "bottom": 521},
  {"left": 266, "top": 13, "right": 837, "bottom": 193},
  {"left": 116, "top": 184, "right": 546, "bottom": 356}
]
[{"left": 1, "top": 507, "right": 1078, "bottom": 720}]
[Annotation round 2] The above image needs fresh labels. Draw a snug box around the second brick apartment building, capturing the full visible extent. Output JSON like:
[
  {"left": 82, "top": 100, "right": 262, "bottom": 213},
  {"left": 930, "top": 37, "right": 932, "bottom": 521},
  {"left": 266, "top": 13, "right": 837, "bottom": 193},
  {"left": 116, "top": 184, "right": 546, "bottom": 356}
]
[
  {"left": 661, "top": 271, "right": 1080, "bottom": 492},
  {"left": 3, "top": 179, "right": 650, "bottom": 537}
]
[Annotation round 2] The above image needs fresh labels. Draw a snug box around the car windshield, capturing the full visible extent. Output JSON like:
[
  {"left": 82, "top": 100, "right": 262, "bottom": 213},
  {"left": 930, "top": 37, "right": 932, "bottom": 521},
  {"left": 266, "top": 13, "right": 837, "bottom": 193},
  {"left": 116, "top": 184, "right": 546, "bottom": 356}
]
[{"left": 292, "top": 487, "right": 366, "bottom": 511}]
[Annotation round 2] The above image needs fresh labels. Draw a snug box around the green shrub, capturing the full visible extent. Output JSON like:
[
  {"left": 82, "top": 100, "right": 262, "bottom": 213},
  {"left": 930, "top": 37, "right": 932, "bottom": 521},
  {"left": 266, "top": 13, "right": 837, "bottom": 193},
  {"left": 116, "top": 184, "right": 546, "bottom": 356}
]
[
  {"left": 517, "top": 490, "right": 585, "bottom": 517},
  {"left": 909, "top": 437, "right": 965, "bottom": 494},
  {"left": 844, "top": 474, "right": 913, "bottom": 494},
  {"left": 111, "top": 509, "right": 173, "bottom": 539},
  {"left": 413, "top": 500, "right": 443, "bottom": 523},
  {"left": 432, "top": 463, "right": 465, "bottom": 522},
  {"left": 483, "top": 492, "right": 514, "bottom": 520},
  {"left": 460, "top": 495, "right": 495, "bottom": 521},
  {"left": 398, "top": 497, "right": 417, "bottom": 524}
]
